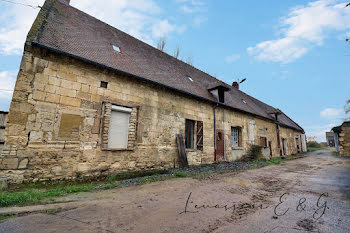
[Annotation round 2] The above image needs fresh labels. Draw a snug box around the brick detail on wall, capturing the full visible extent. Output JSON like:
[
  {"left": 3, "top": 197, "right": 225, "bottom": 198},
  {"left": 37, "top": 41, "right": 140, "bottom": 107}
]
[
  {"left": 101, "top": 102, "right": 138, "bottom": 150},
  {"left": 101, "top": 102, "right": 111, "bottom": 150}
]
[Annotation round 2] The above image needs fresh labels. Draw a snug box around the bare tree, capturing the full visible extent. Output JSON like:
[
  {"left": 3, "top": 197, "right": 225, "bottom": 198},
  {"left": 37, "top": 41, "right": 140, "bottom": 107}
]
[
  {"left": 157, "top": 37, "right": 166, "bottom": 52},
  {"left": 345, "top": 99, "right": 350, "bottom": 114},
  {"left": 186, "top": 55, "right": 193, "bottom": 66},
  {"left": 173, "top": 46, "right": 180, "bottom": 59}
]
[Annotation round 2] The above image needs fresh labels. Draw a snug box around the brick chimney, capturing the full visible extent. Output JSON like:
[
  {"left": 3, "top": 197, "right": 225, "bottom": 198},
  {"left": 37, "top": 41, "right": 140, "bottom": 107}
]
[
  {"left": 232, "top": 81, "right": 239, "bottom": 89},
  {"left": 58, "top": 0, "right": 70, "bottom": 5}
]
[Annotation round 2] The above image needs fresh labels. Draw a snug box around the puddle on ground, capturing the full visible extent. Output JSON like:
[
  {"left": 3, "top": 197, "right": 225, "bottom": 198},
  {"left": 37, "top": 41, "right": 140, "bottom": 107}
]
[{"left": 222, "top": 177, "right": 263, "bottom": 188}]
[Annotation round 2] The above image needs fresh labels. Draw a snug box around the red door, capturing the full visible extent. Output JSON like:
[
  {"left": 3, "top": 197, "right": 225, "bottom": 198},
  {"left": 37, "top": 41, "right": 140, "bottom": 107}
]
[{"left": 216, "top": 129, "right": 224, "bottom": 161}]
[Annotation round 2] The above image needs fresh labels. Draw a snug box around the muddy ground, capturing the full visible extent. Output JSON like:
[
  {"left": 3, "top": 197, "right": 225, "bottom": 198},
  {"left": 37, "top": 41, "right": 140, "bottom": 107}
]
[{"left": 1, "top": 149, "right": 350, "bottom": 233}]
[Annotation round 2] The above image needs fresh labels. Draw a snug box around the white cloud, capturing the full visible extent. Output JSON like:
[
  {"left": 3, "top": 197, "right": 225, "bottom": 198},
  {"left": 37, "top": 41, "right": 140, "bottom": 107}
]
[
  {"left": 320, "top": 108, "right": 344, "bottom": 118},
  {"left": 193, "top": 16, "right": 208, "bottom": 27},
  {"left": 176, "top": 0, "right": 205, "bottom": 11},
  {"left": 151, "top": 20, "right": 186, "bottom": 38},
  {"left": 0, "top": 1, "right": 42, "bottom": 55},
  {"left": 0, "top": 0, "right": 185, "bottom": 55},
  {"left": 225, "top": 54, "right": 241, "bottom": 64},
  {"left": 247, "top": 0, "right": 350, "bottom": 63},
  {"left": 0, "top": 71, "right": 16, "bottom": 100}
]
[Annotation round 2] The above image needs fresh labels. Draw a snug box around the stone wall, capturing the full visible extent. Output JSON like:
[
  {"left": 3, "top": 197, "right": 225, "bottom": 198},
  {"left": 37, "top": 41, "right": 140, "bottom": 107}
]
[
  {"left": 0, "top": 47, "right": 304, "bottom": 184},
  {"left": 339, "top": 122, "right": 350, "bottom": 156},
  {"left": 0, "top": 112, "right": 8, "bottom": 155}
]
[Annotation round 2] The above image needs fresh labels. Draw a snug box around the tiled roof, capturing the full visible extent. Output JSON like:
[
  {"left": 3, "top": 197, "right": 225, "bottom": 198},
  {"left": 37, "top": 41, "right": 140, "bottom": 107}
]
[{"left": 28, "top": 0, "right": 304, "bottom": 132}]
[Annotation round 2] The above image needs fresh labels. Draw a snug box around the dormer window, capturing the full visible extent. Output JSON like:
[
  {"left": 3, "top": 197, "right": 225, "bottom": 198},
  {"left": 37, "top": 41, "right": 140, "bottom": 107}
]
[
  {"left": 218, "top": 90, "right": 225, "bottom": 103},
  {"left": 207, "top": 83, "right": 230, "bottom": 104}
]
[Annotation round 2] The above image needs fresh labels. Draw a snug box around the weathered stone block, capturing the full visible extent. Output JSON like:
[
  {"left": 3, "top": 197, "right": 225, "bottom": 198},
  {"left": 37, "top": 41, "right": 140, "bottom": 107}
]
[
  {"left": 0, "top": 178, "right": 8, "bottom": 190},
  {"left": 18, "top": 159, "right": 29, "bottom": 169},
  {"left": 48, "top": 76, "right": 61, "bottom": 86},
  {"left": 1, "top": 158, "right": 19, "bottom": 169},
  {"left": 32, "top": 90, "right": 46, "bottom": 101},
  {"left": 51, "top": 166, "right": 62, "bottom": 175},
  {"left": 45, "top": 93, "right": 60, "bottom": 103},
  {"left": 77, "top": 163, "right": 90, "bottom": 173},
  {"left": 60, "top": 96, "right": 81, "bottom": 107},
  {"left": 8, "top": 111, "right": 29, "bottom": 125}
]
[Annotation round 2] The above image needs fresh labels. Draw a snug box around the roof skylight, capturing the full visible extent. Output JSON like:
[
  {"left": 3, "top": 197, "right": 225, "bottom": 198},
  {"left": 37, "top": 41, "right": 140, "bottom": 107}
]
[
  {"left": 188, "top": 76, "right": 193, "bottom": 82},
  {"left": 112, "top": 44, "right": 121, "bottom": 53}
]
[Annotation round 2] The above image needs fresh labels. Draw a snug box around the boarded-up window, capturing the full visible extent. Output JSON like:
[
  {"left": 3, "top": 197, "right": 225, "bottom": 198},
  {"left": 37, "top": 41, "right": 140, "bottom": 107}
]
[
  {"left": 185, "top": 119, "right": 195, "bottom": 149},
  {"left": 108, "top": 105, "right": 132, "bottom": 149},
  {"left": 260, "top": 136, "right": 267, "bottom": 147},
  {"left": 231, "top": 127, "right": 241, "bottom": 147},
  {"left": 58, "top": 113, "right": 83, "bottom": 140},
  {"left": 196, "top": 121, "right": 203, "bottom": 151}
]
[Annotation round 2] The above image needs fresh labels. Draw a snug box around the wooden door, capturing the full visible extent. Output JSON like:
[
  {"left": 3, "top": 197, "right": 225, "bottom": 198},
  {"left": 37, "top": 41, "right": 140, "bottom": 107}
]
[{"left": 216, "top": 129, "right": 224, "bottom": 161}]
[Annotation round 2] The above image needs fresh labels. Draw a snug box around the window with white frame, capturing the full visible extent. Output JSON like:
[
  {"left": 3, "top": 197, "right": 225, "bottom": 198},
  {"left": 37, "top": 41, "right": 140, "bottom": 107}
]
[
  {"left": 108, "top": 105, "right": 132, "bottom": 149},
  {"left": 231, "top": 127, "right": 241, "bottom": 147}
]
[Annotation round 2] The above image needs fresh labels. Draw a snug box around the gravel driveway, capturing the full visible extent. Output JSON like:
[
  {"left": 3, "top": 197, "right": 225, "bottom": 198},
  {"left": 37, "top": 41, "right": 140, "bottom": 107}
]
[{"left": 1, "top": 149, "right": 349, "bottom": 233}]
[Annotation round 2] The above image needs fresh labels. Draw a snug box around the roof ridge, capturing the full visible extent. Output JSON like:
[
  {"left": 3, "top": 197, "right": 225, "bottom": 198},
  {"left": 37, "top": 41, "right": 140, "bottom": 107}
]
[{"left": 57, "top": 1, "right": 228, "bottom": 87}]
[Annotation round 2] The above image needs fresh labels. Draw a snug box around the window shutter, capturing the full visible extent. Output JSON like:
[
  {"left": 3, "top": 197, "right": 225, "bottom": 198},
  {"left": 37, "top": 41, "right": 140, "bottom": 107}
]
[
  {"left": 101, "top": 103, "right": 138, "bottom": 150},
  {"left": 260, "top": 137, "right": 267, "bottom": 147},
  {"left": 196, "top": 121, "right": 203, "bottom": 151},
  {"left": 108, "top": 110, "right": 131, "bottom": 149}
]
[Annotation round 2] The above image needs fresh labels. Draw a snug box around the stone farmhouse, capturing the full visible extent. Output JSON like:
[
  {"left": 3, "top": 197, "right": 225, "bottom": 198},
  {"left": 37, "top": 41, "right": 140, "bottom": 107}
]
[{"left": 0, "top": 0, "right": 306, "bottom": 184}]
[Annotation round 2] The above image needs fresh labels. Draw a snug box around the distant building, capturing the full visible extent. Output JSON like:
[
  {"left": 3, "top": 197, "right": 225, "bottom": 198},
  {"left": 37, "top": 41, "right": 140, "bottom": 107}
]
[
  {"left": 325, "top": 132, "right": 335, "bottom": 147},
  {"left": 0, "top": 111, "right": 8, "bottom": 154}
]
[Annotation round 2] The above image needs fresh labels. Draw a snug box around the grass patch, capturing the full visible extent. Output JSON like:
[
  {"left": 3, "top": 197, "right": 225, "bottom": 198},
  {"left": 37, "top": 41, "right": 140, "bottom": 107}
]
[
  {"left": 138, "top": 175, "right": 166, "bottom": 183},
  {"left": 45, "top": 208, "right": 60, "bottom": 215},
  {"left": 0, "top": 215, "right": 15, "bottom": 222},
  {"left": 332, "top": 151, "right": 340, "bottom": 156},
  {"left": 265, "top": 157, "right": 283, "bottom": 165},
  {"left": 174, "top": 171, "right": 190, "bottom": 178},
  {"left": 307, "top": 147, "right": 327, "bottom": 152},
  {"left": 0, "top": 155, "right": 303, "bottom": 208},
  {"left": 0, "top": 183, "right": 94, "bottom": 207},
  {"left": 113, "top": 169, "right": 168, "bottom": 181}
]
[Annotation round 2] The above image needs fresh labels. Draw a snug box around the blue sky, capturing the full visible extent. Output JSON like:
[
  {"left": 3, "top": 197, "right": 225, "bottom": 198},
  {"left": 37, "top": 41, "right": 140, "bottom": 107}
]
[{"left": 0, "top": 0, "right": 349, "bottom": 141}]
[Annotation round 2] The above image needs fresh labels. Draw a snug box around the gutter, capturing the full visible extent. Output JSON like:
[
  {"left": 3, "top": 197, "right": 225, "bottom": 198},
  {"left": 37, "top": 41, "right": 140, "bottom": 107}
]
[
  {"left": 213, "top": 104, "right": 218, "bottom": 161},
  {"left": 30, "top": 42, "right": 304, "bottom": 133}
]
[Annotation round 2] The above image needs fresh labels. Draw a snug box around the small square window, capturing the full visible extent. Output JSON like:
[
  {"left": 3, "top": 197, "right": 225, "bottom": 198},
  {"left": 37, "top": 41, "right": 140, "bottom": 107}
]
[{"left": 100, "top": 81, "right": 108, "bottom": 88}]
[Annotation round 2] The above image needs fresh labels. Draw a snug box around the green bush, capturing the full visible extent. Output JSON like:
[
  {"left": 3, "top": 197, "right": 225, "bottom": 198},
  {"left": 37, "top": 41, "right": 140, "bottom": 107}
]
[
  {"left": 240, "top": 145, "right": 265, "bottom": 161},
  {"left": 307, "top": 141, "right": 321, "bottom": 148},
  {"left": 174, "top": 171, "right": 190, "bottom": 177}
]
